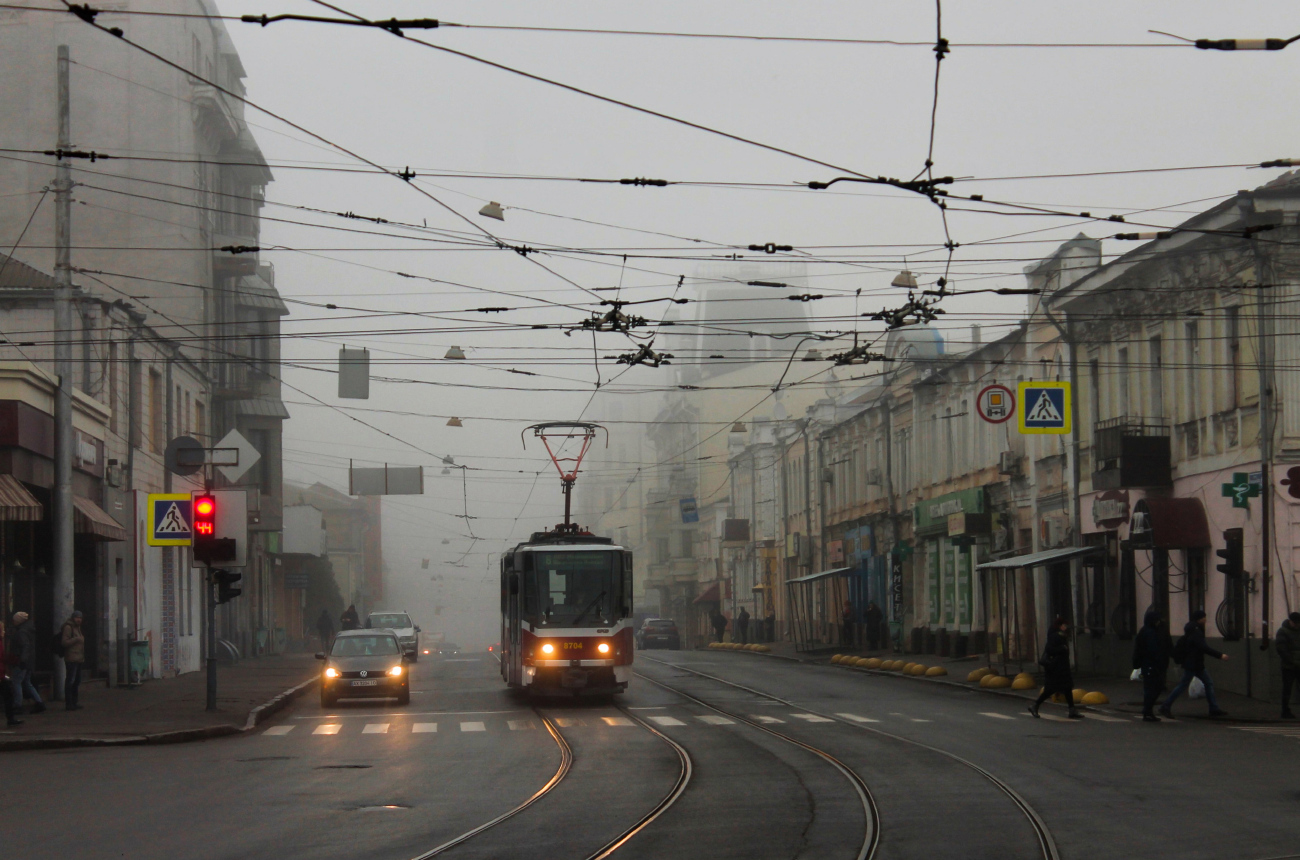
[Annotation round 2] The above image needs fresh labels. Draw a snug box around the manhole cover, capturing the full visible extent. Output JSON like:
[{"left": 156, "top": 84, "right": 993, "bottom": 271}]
[{"left": 316, "top": 764, "right": 372, "bottom": 770}]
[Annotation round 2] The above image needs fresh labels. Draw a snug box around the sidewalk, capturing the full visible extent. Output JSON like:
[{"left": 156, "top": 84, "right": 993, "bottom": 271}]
[
  {"left": 1, "top": 653, "right": 319, "bottom": 750},
  {"left": 724, "top": 642, "right": 1289, "bottom": 723}
]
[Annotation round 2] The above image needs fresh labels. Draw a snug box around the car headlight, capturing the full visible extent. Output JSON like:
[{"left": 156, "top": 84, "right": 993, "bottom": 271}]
[
  {"left": 540, "top": 642, "right": 555, "bottom": 655},
  {"left": 324, "top": 667, "right": 339, "bottom": 678},
  {"left": 388, "top": 665, "right": 403, "bottom": 677}
]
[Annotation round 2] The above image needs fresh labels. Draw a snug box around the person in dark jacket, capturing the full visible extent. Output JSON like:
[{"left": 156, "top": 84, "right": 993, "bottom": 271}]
[
  {"left": 60, "top": 610, "right": 85, "bottom": 711},
  {"left": 340, "top": 605, "right": 360, "bottom": 632},
  {"left": 0, "top": 620, "right": 21, "bottom": 726},
  {"left": 8, "top": 612, "right": 44, "bottom": 714},
  {"left": 1275, "top": 611, "right": 1300, "bottom": 719},
  {"left": 1030, "top": 617, "right": 1082, "bottom": 719},
  {"left": 316, "top": 609, "right": 336, "bottom": 651},
  {"left": 841, "top": 600, "right": 856, "bottom": 649},
  {"left": 1160, "top": 609, "right": 1229, "bottom": 717},
  {"left": 864, "top": 602, "right": 885, "bottom": 650},
  {"left": 736, "top": 607, "right": 750, "bottom": 645},
  {"left": 711, "top": 609, "right": 728, "bottom": 643},
  {"left": 764, "top": 607, "right": 776, "bottom": 643},
  {"left": 1132, "top": 609, "right": 1170, "bottom": 722}
]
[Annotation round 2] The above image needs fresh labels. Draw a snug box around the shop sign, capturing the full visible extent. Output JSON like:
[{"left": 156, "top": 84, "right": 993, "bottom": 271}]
[
  {"left": 890, "top": 556, "right": 904, "bottom": 622},
  {"left": 1091, "top": 490, "right": 1130, "bottom": 530},
  {"left": 914, "top": 487, "right": 985, "bottom": 533},
  {"left": 73, "top": 429, "right": 103, "bottom": 477},
  {"left": 679, "top": 497, "right": 699, "bottom": 523},
  {"left": 947, "top": 513, "right": 967, "bottom": 536},
  {"left": 828, "top": 540, "right": 844, "bottom": 564}
]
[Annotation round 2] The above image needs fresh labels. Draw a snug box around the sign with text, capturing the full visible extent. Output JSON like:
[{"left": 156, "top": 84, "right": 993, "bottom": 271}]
[{"left": 1018, "top": 381, "right": 1071, "bottom": 435}]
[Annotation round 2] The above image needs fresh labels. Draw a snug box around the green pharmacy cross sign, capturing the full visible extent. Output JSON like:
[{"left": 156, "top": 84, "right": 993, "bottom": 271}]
[{"left": 1221, "top": 472, "right": 1261, "bottom": 509}]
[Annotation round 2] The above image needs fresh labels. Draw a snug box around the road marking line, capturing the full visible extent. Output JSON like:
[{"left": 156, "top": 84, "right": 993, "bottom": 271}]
[
  {"left": 909, "top": 719, "right": 932, "bottom": 723},
  {"left": 836, "top": 713, "right": 880, "bottom": 723},
  {"left": 554, "top": 717, "right": 585, "bottom": 727},
  {"left": 507, "top": 719, "right": 535, "bottom": 731},
  {"left": 313, "top": 724, "right": 341, "bottom": 735},
  {"left": 601, "top": 716, "right": 634, "bottom": 726},
  {"left": 362, "top": 723, "right": 389, "bottom": 734},
  {"left": 1083, "top": 713, "right": 1126, "bottom": 723},
  {"left": 647, "top": 715, "right": 686, "bottom": 727},
  {"left": 460, "top": 721, "right": 486, "bottom": 732},
  {"left": 263, "top": 725, "right": 295, "bottom": 735},
  {"left": 749, "top": 715, "right": 785, "bottom": 724},
  {"left": 791, "top": 713, "right": 835, "bottom": 723},
  {"left": 412, "top": 723, "right": 438, "bottom": 733},
  {"left": 979, "top": 712, "right": 1015, "bottom": 720},
  {"left": 696, "top": 715, "right": 734, "bottom": 725}
]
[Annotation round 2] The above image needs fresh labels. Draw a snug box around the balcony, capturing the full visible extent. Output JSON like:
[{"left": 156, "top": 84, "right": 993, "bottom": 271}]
[{"left": 1093, "top": 416, "right": 1171, "bottom": 490}]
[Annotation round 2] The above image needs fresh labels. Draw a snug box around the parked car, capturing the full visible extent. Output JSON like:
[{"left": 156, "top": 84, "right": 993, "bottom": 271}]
[
  {"left": 366, "top": 610, "right": 420, "bottom": 661},
  {"left": 636, "top": 618, "right": 681, "bottom": 650},
  {"left": 318, "top": 629, "right": 410, "bottom": 707}
]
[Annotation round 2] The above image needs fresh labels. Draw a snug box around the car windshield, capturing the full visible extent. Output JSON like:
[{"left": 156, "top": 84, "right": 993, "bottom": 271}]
[
  {"left": 331, "top": 635, "right": 399, "bottom": 657},
  {"left": 368, "top": 613, "right": 412, "bottom": 629},
  {"left": 647, "top": 620, "right": 676, "bottom": 629}
]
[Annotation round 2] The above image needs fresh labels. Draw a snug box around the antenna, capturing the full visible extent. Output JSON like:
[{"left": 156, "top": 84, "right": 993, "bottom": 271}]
[{"left": 522, "top": 422, "right": 608, "bottom": 534}]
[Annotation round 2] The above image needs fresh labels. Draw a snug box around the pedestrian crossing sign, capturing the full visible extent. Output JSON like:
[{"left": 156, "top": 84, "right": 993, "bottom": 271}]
[
  {"left": 148, "top": 493, "right": 194, "bottom": 546},
  {"left": 1017, "top": 381, "right": 1071, "bottom": 435}
]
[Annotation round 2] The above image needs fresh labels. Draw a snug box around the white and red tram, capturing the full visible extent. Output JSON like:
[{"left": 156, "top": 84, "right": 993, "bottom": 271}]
[{"left": 499, "top": 530, "right": 633, "bottom": 696}]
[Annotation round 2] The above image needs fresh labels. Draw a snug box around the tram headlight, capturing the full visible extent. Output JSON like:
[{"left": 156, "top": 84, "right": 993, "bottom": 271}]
[
  {"left": 324, "top": 667, "right": 339, "bottom": 678},
  {"left": 541, "top": 642, "right": 555, "bottom": 655},
  {"left": 597, "top": 642, "right": 611, "bottom": 655}
]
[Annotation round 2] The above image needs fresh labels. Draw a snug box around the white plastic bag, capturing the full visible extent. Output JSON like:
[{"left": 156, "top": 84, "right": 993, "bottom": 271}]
[
  {"left": 1130, "top": 669, "right": 1142, "bottom": 681},
  {"left": 1189, "top": 676, "right": 1206, "bottom": 699}
]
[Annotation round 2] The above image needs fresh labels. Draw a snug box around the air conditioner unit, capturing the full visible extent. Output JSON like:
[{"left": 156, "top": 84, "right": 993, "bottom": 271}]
[
  {"left": 105, "top": 465, "right": 124, "bottom": 488},
  {"left": 998, "top": 451, "right": 1021, "bottom": 476}
]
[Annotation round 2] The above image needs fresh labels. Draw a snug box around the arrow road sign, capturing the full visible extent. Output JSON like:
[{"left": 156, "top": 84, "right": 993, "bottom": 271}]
[
  {"left": 148, "top": 493, "right": 193, "bottom": 546},
  {"left": 1018, "top": 381, "right": 1071, "bottom": 435},
  {"left": 215, "top": 429, "right": 261, "bottom": 483}
]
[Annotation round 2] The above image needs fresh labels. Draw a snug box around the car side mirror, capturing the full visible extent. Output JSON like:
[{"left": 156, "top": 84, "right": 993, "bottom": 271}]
[
  {"left": 314, "top": 652, "right": 325, "bottom": 660},
  {"left": 414, "top": 626, "right": 421, "bottom": 633}
]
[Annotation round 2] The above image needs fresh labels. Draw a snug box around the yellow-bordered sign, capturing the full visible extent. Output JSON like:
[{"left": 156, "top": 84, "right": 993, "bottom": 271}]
[
  {"left": 1017, "top": 381, "right": 1071, "bottom": 435},
  {"left": 147, "top": 493, "right": 193, "bottom": 546}
]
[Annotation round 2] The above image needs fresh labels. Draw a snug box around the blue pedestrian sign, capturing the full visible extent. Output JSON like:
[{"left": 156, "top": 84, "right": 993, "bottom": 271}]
[
  {"left": 680, "top": 497, "right": 699, "bottom": 523},
  {"left": 147, "top": 493, "right": 193, "bottom": 546},
  {"left": 1017, "top": 381, "right": 1071, "bottom": 435}
]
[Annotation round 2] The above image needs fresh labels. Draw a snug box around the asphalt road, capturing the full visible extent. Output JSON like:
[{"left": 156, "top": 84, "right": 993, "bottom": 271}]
[{"left": 7, "top": 650, "right": 1300, "bottom": 860}]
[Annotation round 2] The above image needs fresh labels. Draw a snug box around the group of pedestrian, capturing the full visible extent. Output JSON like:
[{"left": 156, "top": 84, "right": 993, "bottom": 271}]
[
  {"left": 841, "top": 600, "right": 886, "bottom": 651},
  {"left": 708, "top": 606, "right": 778, "bottom": 644},
  {"left": 1132, "top": 608, "right": 1231, "bottom": 722},
  {"left": 0, "top": 609, "right": 86, "bottom": 728}
]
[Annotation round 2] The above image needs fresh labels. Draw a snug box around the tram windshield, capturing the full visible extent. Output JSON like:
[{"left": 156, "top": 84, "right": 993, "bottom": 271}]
[{"left": 524, "top": 550, "right": 624, "bottom": 627}]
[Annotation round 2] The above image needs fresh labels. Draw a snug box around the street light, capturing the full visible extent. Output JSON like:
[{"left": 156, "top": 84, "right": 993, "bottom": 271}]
[
  {"left": 445, "top": 346, "right": 466, "bottom": 360},
  {"left": 891, "top": 269, "right": 918, "bottom": 289},
  {"left": 478, "top": 201, "right": 505, "bottom": 221},
  {"left": 446, "top": 417, "right": 463, "bottom": 428},
  {"left": 731, "top": 421, "right": 747, "bottom": 433}
]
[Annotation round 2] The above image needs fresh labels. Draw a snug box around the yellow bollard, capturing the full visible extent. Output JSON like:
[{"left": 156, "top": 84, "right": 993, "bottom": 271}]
[
  {"left": 1081, "top": 691, "right": 1109, "bottom": 705},
  {"left": 985, "top": 675, "right": 1012, "bottom": 688},
  {"left": 968, "top": 667, "right": 991, "bottom": 682}
]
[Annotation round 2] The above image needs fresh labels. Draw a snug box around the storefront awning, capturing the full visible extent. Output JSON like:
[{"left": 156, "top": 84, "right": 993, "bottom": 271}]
[
  {"left": 693, "top": 582, "right": 722, "bottom": 604},
  {"left": 787, "top": 566, "right": 853, "bottom": 585},
  {"left": 0, "top": 474, "right": 42, "bottom": 521},
  {"left": 73, "top": 495, "right": 127, "bottom": 541},
  {"left": 975, "top": 545, "right": 1103, "bottom": 570},
  {"left": 1132, "top": 497, "right": 1211, "bottom": 549}
]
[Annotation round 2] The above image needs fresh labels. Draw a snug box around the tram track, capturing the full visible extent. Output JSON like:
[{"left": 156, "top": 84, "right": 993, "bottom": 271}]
[
  {"left": 635, "top": 670, "right": 880, "bottom": 860},
  {"left": 641, "top": 655, "right": 1059, "bottom": 860}
]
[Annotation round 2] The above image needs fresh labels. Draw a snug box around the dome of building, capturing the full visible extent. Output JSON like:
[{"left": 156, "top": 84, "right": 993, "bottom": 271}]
[{"left": 884, "top": 324, "right": 944, "bottom": 360}]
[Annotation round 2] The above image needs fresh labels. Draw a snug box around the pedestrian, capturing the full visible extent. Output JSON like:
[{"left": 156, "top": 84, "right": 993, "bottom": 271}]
[
  {"left": 340, "top": 604, "right": 360, "bottom": 631},
  {"left": 60, "top": 610, "right": 85, "bottom": 711},
  {"left": 711, "top": 609, "right": 728, "bottom": 643},
  {"left": 1030, "top": 617, "right": 1082, "bottom": 719},
  {"left": 7, "top": 612, "right": 44, "bottom": 714},
  {"left": 736, "top": 607, "right": 750, "bottom": 645},
  {"left": 1160, "top": 609, "right": 1229, "bottom": 718},
  {"left": 316, "top": 608, "right": 336, "bottom": 651},
  {"left": 1275, "top": 611, "right": 1300, "bottom": 719},
  {"left": 764, "top": 606, "right": 776, "bottom": 643},
  {"left": 0, "top": 620, "right": 20, "bottom": 726},
  {"left": 1132, "top": 609, "right": 1170, "bottom": 722},
  {"left": 841, "top": 600, "right": 856, "bottom": 649},
  {"left": 864, "top": 601, "right": 884, "bottom": 651}
]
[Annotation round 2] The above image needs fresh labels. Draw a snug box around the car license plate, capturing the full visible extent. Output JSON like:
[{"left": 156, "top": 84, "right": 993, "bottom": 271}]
[{"left": 351, "top": 679, "right": 379, "bottom": 687}]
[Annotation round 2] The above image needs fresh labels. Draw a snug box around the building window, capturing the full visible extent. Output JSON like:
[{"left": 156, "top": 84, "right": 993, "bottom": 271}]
[
  {"left": 108, "top": 340, "right": 118, "bottom": 435},
  {"left": 1148, "top": 336, "right": 1163, "bottom": 418},
  {"left": 1225, "top": 306, "right": 1240, "bottom": 409},
  {"left": 195, "top": 400, "right": 206, "bottom": 442},
  {"left": 148, "top": 370, "right": 163, "bottom": 453},
  {"left": 1117, "top": 347, "right": 1131, "bottom": 410},
  {"left": 1184, "top": 321, "right": 1201, "bottom": 421}
]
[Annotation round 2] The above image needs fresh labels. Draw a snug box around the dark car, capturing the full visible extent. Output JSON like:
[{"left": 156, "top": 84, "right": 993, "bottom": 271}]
[
  {"left": 436, "top": 642, "right": 462, "bottom": 658},
  {"left": 637, "top": 619, "right": 680, "bottom": 650},
  {"left": 318, "top": 629, "right": 410, "bottom": 707}
]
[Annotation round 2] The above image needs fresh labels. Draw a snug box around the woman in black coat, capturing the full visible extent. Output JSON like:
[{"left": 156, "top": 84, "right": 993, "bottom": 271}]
[{"left": 1030, "top": 617, "right": 1083, "bottom": 719}]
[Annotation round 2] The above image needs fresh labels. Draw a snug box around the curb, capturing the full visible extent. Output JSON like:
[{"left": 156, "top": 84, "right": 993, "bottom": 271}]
[{"left": 0, "top": 675, "right": 318, "bottom": 753}]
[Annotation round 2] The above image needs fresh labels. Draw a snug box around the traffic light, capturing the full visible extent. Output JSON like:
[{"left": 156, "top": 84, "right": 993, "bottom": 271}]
[
  {"left": 192, "top": 492, "right": 236, "bottom": 564},
  {"left": 1216, "top": 528, "right": 1244, "bottom": 579},
  {"left": 214, "top": 569, "right": 242, "bottom": 604}
]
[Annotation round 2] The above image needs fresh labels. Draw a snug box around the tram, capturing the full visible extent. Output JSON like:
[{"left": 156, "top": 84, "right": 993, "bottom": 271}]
[{"left": 499, "top": 422, "right": 633, "bottom": 696}]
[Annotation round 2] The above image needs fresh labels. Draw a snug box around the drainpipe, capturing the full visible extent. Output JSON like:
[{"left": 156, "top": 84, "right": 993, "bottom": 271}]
[{"left": 1253, "top": 235, "right": 1275, "bottom": 655}]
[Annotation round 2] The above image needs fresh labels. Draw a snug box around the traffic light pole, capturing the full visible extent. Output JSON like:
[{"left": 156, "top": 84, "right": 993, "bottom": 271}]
[{"left": 205, "top": 475, "right": 217, "bottom": 712}]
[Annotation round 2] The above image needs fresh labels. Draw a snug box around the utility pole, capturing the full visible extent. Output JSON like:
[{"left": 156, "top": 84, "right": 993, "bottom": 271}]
[
  {"left": 52, "top": 44, "right": 76, "bottom": 698},
  {"left": 1254, "top": 235, "right": 1275, "bottom": 653}
]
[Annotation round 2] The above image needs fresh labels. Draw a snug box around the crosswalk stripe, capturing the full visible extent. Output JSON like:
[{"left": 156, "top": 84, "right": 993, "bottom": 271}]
[
  {"left": 696, "top": 715, "right": 734, "bottom": 725},
  {"left": 836, "top": 713, "right": 880, "bottom": 723},
  {"left": 362, "top": 723, "right": 389, "bottom": 734},
  {"left": 460, "top": 721, "right": 486, "bottom": 732},
  {"left": 554, "top": 717, "right": 585, "bottom": 728},
  {"left": 1083, "top": 713, "right": 1127, "bottom": 723},
  {"left": 791, "top": 713, "right": 834, "bottom": 723},
  {"left": 313, "top": 724, "right": 341, "bottom": 735},
  {"left": 263, "top": 725, "right": 295, "bottom": 735},
  {"left": 412, "top": 723, "right": 438, "bottom": 733},
  {"left": 749, "top": 715, "right": 785, "bottom": 724},
  {"left": 507, "top": 719, "right": 535, "bottom": 731},
  {"left": 648, "top": 715, "right": 686, "bottom": 727},
  {"left": 601, "top": 716, "right": 634, "bottom": 727},
  {"left": 979, "top": 712, "right": 1015, "bottom": 720}
]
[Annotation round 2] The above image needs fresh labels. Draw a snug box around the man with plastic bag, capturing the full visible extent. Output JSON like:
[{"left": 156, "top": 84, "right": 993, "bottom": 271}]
[
  {"left": 1160, "top": 609, "right": 1229, "bottom": 718},
  {"left": 1132, "top": 609, "right": 1170, "bottom": 722},
  {"left": 1276, "top": 611, "right": 1300, "bottom": 719}
]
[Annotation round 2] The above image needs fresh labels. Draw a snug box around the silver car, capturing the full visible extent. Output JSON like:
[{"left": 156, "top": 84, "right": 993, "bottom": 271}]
[{"left": 366, "top": 611, "right": 421, "bottom": 661}]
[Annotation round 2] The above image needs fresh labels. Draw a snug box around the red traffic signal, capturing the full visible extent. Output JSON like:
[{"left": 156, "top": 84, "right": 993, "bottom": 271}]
[{"left": 194, "top": 493, "right": 216, "bottom": 536}]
